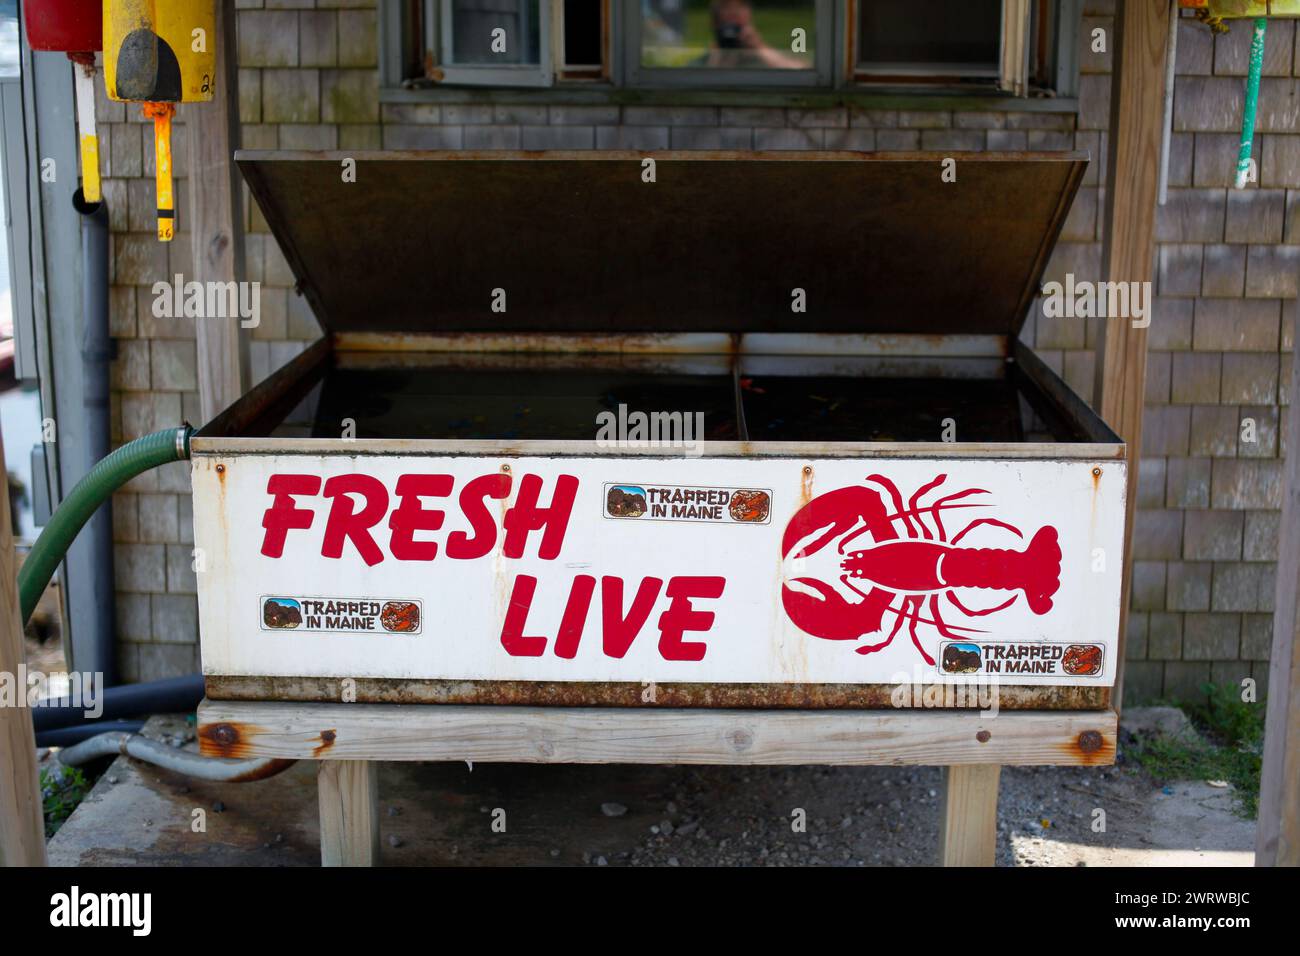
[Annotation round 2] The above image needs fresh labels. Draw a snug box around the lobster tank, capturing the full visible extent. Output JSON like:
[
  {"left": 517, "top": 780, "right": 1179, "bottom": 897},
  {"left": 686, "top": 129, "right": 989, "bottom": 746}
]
[{"left": 192, "top": 150, "right": 1126, "bottom": 710}]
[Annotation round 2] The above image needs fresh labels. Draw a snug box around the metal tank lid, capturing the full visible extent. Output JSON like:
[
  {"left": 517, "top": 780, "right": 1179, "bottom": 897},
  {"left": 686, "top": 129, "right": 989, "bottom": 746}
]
[{"left": 237, "top": 149, "right": 1087, "bottom": 340}]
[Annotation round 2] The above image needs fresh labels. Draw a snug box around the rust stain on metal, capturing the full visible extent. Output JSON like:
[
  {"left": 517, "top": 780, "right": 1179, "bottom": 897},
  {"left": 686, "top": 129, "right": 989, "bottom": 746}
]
[
  {"left": 339, "top": 330, "right": 730, "bottom": 357},
  {"left": 205, "top": 674, "right": 1110, "bottom": 711},
  {"left": 976, "top": 729, "right": 991, "bottom": 743},
  {"left": 493, "top": 466, "right": 515, "bottom": 635},
  {"left": 800, "top": 464, "right": 814, "bottom": 508}
]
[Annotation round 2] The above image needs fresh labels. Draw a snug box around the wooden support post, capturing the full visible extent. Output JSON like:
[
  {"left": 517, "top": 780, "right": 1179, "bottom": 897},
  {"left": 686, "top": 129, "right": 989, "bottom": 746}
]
[
  {"left": 1257, "top": 341, "right": 1300, "bottom": 866},
  {"left": 1094, "top": 0, "right": 1172, "bottom": 715},
  {"left": 188, "top": 0, "right": 247, "bottom": 424},
  {"left": 939, "top": 765, "right": 1000, "bottom": 866},
  {"left": 318, "top": 760, "right": 380, "bottom": 867},
  {"left": 0, "top": 425, "right": 47, "bottom": 866}
]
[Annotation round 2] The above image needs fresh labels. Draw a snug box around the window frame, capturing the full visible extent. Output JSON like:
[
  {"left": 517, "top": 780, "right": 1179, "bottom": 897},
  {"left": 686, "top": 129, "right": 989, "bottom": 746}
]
[
  {"left": 559, "top": 0, "right": 610, "bottom": 80},
  {"left": 427, "top": 0, "right": 555, "bottom": 88}
]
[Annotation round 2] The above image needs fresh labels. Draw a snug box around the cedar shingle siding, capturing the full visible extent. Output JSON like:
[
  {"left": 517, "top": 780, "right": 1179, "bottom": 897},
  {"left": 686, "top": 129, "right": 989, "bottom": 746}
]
[{"left": 100, "top": 0, "right": 1291, "bottom": 701}]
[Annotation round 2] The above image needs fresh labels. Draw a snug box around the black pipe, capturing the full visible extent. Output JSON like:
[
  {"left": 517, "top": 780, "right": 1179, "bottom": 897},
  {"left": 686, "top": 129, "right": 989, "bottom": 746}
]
[
  {"left": 72, "top": 189, "right": 116, "bottom": 686},
  {"left": 32, "top": 673, "right": 204, "bottom": 732},
  {"left": 37, "top": 720, "right": 146, "bottom": 749}
]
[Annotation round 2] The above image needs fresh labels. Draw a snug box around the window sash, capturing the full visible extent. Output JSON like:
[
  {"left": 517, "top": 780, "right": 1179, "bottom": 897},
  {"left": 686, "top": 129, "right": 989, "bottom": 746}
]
[
  {"left": 853, "top": 0, "right": 1032, "bottom": 91},
  {"left": 998, "top": 0, "right": 1032, "bottom": 96},
  {"left": 431, "top": 0, "right": 555, "bottom": 87}
]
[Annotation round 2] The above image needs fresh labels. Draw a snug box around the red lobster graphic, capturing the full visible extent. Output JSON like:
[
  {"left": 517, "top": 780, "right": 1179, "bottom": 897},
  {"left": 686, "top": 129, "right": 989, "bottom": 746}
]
[{"left": 781, "top": 474, "right": 1062, "bottom": 665}]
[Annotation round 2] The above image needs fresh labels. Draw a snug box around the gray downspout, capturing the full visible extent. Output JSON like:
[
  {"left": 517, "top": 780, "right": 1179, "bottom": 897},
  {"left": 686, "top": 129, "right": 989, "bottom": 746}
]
[{"left": 73, "top": 189, "right": 115, "bottom": 686}]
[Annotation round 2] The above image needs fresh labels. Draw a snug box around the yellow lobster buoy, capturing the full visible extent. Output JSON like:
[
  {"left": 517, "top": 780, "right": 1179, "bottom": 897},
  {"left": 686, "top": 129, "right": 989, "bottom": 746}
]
[{"left": 103, "top": 1, "right": 215, "bottom": 241}]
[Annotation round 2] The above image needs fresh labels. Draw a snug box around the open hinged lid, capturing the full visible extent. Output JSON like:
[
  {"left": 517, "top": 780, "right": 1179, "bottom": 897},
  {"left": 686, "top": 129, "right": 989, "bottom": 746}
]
[{"left": 237, "top": 150, "right": 1087, "bottom": 339}]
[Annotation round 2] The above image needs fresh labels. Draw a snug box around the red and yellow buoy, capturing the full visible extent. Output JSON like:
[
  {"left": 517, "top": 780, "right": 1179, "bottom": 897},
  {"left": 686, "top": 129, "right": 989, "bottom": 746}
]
[
  {"left": 141, "top": 101, "right": 176, "bottom": 241},
  {"left": 23, "top": 1, "right": 104, "bottom": 204},
  {"left": 103, "top": 1, "right": 216, "bottom": 241}
]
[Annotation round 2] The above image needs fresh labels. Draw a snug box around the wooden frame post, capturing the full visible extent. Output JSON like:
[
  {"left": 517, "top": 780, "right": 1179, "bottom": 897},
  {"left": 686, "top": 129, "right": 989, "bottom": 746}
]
[
  {"left": 939, "top": 765, "right": 1001, "bottom": 866},
  {"left": 318, "top": 760, "right": 380, "bottom": 866},
  {"left": 1094, "top": 0, "right": 1172, "bottom": 714},
  {"left": 188, "top": 0, "right": 248, "bottom": 424},
  {"left": 1257, "top": 341, "right": 1300, "bottom": 866},
  {"left": 0, "top": 425, "right": 47, "bottom": 866}
]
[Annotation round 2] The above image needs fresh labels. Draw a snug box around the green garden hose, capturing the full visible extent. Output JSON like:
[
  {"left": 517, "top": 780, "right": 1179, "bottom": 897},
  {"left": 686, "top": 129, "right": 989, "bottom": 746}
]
[
  {"left": 1235, "top": 18, "right": 1268, "bottom": 189},
  {"left": 19, "top": 425, "right": 194, "bottom": 624}
]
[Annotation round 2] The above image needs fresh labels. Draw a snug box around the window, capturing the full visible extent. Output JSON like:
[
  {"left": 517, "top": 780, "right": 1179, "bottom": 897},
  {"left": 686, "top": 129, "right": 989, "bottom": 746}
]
[
  {"left": 403, "top": 0, "right": 607, "bottom": 87},
  {"left": 389, "top": 0, "right": 1074, "bottom": 96},
  {"left": 0, "top": 0, "right": 16, "bottom": 79},
  {"left": 431, "top": 1, "right": 551, "bottom": 86},
  {"left": 856, "top": 0, "right": 1004, "bottom": 79},
  {"left": 853, "top": 0, "right": 1058, "bottom": 95},
  {"left": 562, "top": 0, "right": 605, "bottom": 78},
  {"left": 628, "top": 0, "right": 831, "bottom": 87}
]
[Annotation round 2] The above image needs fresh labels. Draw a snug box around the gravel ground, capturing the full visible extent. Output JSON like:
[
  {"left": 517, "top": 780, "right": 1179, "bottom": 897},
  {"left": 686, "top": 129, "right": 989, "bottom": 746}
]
[{"left": 565, "top": 762, "right": 1147, "bottom": 867}]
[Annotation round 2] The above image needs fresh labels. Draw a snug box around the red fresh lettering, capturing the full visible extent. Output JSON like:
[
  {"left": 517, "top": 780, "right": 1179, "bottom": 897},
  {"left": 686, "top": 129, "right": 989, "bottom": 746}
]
[
  {"left": 446, "top": 473, "right": 512, "bottom": 559},
  {"left": 321, "top": 474, "right": 389, "bottom": 567},
  {"left": 260, "top": 474, "right": 322, "bottom": 557},
  {"left": 502, "top": 474, "right": 578, "bottom": 560},
  {"left": 388, "top": 474, "right": 453, "bottom": 561}
]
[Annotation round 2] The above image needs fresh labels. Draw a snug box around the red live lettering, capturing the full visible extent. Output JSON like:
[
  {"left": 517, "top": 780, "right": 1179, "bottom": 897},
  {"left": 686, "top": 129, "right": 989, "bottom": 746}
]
[
  {"left": 499, "top": 574, "right": 723, "bottom": 661},
  {"left": 658, "top": 576, "right": 726, "bottom": 662}
]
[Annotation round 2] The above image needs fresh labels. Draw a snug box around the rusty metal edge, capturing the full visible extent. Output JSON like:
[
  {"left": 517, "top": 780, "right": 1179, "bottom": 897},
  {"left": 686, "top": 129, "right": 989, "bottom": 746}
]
[
  {"left": 204, "top": 675, "right": 1111, "bottom": 711},
  {"left": 196, "top": 336, "right": 330, "bottom": 438},
  {"left": 1013, "top": 337, "right": 1124, "bottom": 445},
  {"left": 332, "top": 330, "right": 1010, "bottom": 358},
  {"left": 235, "top": 148, "right": 1092, "bottom": 164}
]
